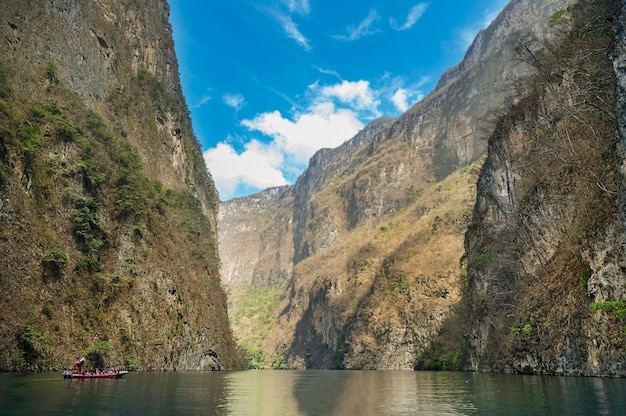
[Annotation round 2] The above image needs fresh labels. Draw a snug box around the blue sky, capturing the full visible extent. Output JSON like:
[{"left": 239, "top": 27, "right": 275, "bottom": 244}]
[{"left": 168, "top": 0, "right": 508, "bottom": 200}]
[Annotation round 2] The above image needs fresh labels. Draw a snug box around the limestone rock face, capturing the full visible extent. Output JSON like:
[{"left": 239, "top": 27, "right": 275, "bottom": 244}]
[
  {"left": 464, "top": 0, "right": 626, "bottom": 376},
  {"left": 219, "top": 0, "right": 577, "bottom": 369},
  {"left": 219, "top": 186, "right": 294, "bottom": 288},
  {"left": 0, "top": 0, "right": 239, "bottom": 370}
]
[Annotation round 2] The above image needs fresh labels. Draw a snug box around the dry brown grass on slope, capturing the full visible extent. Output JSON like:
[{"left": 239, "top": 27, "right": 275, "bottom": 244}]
[{"left": 256, "top": 159, "right": 481, "bottom": 368}]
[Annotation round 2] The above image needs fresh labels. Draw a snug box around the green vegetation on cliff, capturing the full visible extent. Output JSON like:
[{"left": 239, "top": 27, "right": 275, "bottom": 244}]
[
  {"left": 0, "top": 55, "right": 238, "bottom": 371},
  {"left": 457, "top": 0, "right": 624, "bottom": 374},
  {"left": 0, "top": 0, "right": 245, "bottom": 371}
]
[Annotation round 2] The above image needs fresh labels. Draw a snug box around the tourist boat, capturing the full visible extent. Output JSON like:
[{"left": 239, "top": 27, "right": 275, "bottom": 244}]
[
  {"left": 63, "top": 369, "right": 128, "bottom": 379},
  {"left": 63, "top": 357, "right": 128, "bottom": 379}
]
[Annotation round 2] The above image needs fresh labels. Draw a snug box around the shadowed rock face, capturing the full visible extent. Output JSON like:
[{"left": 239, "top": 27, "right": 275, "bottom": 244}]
[
  {"left": 0, "top": 0, "right": 240, "bottom": 370},
  {"left": 464, "top": 0, "right": 626, "bottom": 376},
  {"left": 219, "top": 0, "right": 579, "bottom": 370}
]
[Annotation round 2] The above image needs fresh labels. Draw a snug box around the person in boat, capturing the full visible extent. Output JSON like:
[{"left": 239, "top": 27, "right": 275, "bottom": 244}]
[{"left": 74, "top": 357, "right": 85, "bottom": 373}]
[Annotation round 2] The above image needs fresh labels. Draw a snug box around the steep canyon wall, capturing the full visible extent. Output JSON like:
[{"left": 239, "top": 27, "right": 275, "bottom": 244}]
[
  {"left": 0, "top": 0, "right": 240, "bottom": 370},
  {"left": 464, "top": 0, "right": 625, "bottom": 375}
]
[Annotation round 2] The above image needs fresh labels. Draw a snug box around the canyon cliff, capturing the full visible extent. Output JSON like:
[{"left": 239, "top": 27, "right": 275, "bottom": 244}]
[
  {"left": 219, "top": 0, "right": 614, "bottom": 371},
  {"left": 463, "top": 0, "right": 626, "bottom": 375},
  {"left": 0, "top": 0, "right": 240, "bottom": 370}
]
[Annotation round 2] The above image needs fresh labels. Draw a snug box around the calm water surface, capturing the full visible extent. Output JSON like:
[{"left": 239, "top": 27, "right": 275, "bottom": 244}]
[{"left": 1, "top": 370, "right": 624, "bottom": 415}]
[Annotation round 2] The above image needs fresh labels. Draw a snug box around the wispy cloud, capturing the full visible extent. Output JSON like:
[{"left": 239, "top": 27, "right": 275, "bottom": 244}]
[
  {"left": 282, "top": 0, "right": 310, "bottom": 15},
  {"left": 277, "top": 12, "right": 311, "bottom": 51},
  {"left": 251, "top": 75, "right": 304, "bottom": 111},
  {"left": 223, "top": 93, "right": 245, "bottom": 111},
  {"left": 260, "top": 1, "right": 312, "bottom": 51},
  {"left": 312, "top": 65, "right": 342, "bottom": 81},
  {"left": 333, "top": 9, "right": 381, "bottom": 41},
  {"left": 189, "top": 94, "right": 211, "bottom": 110},
  {"left": 390, "top": 3, "right": 429, "bottom": 31}
]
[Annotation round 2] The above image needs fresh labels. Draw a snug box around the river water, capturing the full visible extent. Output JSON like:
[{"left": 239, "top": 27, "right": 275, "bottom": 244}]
[{"left": 1, "top": 370, "right": 624, "bottom": 415}]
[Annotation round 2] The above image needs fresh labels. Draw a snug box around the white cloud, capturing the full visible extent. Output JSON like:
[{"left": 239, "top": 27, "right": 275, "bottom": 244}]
[
  {"left": 278, "top": 14, "right": 311, "bottom": 51},
  {"left": 390, "top": 3, "right": 428, "bottom": 31},
  {"left": 390, "top": 85, "right": 426, "bottom": 112},
  {"left": 319, "top": 80, "right": 379, "bottom": 112},
  {"left": 204, "top": 78, "right": 391, "bottom": 200},
  {"left": 204, "top": 141, "right": 289, "bottom": 200},
  {"left": 205, "top": 98, "right": 365, "bottom": 200},
  {"left": 242, "top": 103, "right": 363, "bottom": 167},
  {"left": 203, "top": 76, "right": 433, "bottom": 199},
  {"left": 391, "top": 89, "right": 409, "bottom": 112},
  {"left": 223, "top": 93, "right": 245, "bottom": 111},
  {"left": 334, "top": 9, "right": 381, "bottom": 41}
]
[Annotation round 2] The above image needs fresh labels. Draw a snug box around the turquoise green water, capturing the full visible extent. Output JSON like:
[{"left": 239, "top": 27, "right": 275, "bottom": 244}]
[{"left": 1, "top": 370, "right": 624, "bottom": 415}]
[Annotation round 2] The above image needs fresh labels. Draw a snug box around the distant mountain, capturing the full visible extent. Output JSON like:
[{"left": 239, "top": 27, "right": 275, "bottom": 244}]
[
  {"left": 0, "top": 0, "right": 241, "bottom": 370},
  {"left": 218, "top": 0, "right": 597, "bottom": 370}
]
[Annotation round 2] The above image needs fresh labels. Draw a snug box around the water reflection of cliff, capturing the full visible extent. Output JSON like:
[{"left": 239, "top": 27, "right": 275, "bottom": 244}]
[
  {"left": 2, "top": 371, "right": 626, "bottom": 414},
  {"left": 218, "top": 370, "right": 476, "bottom": 415}
]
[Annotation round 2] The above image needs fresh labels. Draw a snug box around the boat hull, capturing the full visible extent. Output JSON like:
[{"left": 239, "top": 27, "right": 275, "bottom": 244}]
[{"left": 63, "top": 370, "right": 128, "bottom": 379}]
